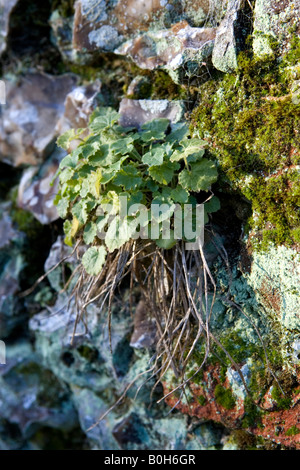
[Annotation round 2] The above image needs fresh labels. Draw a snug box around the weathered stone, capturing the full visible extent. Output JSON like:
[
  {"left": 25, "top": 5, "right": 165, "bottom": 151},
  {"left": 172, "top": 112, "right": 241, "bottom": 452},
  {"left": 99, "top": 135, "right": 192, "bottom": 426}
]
[
  {"left": 0, "top": 73, "right": 77, "bottom": 167},
  {"left": 119, "top": 98, "right": 184, "bottom": 128},
  {"left": 115, "top": 22, "right": 216, "bottom": 77},
  {"left": 0, "top": 0, "right": 18, "bottom": 55},
  {"left": 0, "top": 203, "right": 19, "bottom": 249},
  {"left": 0, "top": 204, "right": 26, "bottom": 338},
  {"left": 29, "top": 296, "right": 132, "bottom": 392},
  {"left": 0, "top": 341, "right": 78, "bottom": 436},
  {"left": 246, "top": 245, "right": 300, "bottom": 336},
  {"left": 130, "top": 300, "right": 157, "bottom": 349},
  {"left": 17, "top": 148, "right": 65, "bottom": 225},
  {"left": 212, "top": 0, "right": 244, "bottom": 73},
  {"left": 71, "top": 386, "right": 120, "bottom": 450},
  {"left": 253, "top": 0, "right": 300, "bottom": 57},
  {"left": 50, "top": 9, "right": 75, "bottom": 63},
  {"left": 73, "top": 0, "right": 225, "bottom": 54},
  {"left": 56, "top": 81, "right": 101, "bottom": 135},
  {"left": 44, "top": 236, "right": 78, "bottom": 292}
]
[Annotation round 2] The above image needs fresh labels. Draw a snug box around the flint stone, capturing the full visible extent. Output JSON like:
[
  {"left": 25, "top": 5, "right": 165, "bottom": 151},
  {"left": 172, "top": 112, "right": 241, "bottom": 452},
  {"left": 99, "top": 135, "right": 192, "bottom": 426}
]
[
  {"left": 130, "top": 300, "right": 157, "bottom": 349},
  {"left": 212, "top": 0, "right": 244, "bottom": 73},
  {"left": 0, "top": 73, "right": 77, "bottom": 167},
  {"left": 0, "top": 208, "right": 26, "bottom": 338},
  {"left": 119, "top": 98, "right": 184, "bottom": 128},
  {"left": 56, "top": 81, "right": 101, "bottom": 135},
  {"left": 253, "top": 0, "right": 300, "bottom": 57},
  {"left": 44, "top": 235, "right": 78, "bottom": 292},
  {"left": 17, "top": 148, "right": 65, "bottom": 225},
  {"left": 0, "top": 341, "right": 78, "bottom": 435},
  {"left": 0, "top": 0, "right": 18, "bottom": 55},
  {"left": 0, "top": 205, "right": 19, "bottom": 249},
  {"left": 115, "top": 22, "right": 216, "bottom": 75},
  {"left": 73, "top": 0, "right": 225, "bottom": 54}
]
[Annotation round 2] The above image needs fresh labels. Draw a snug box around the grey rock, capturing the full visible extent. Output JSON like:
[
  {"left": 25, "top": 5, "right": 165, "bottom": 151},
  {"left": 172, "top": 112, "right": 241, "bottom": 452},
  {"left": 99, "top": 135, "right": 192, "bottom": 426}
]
[
  {"left": 50, "top": 9, "right": 75, "bottom": 63},
  {"left": 44, "top": 235, "right": 78, "bottom": 292},
  {"left": 56, "top": 81, "right": 101, "bottom": 136},
  {"left": 253, "top": 0, "right": 300, "bottom": 57},
  {"left": 73, "top": 0, "right": 225, "bottom": 55},
  {"left": 0, "top": 209, "right": 26, "bottom": 338},
  {"left": 0, "top": 204, "right": 19, "bottom": 249},
  {"left": 130, "top": 300, "right": 157, "bottom": 349},
  {"left": 0, "top": 0, "right": 18, "bottom": 56},
  {"left": 71, "top": 386, "right": 120, "bottom": 450},
  {"left": 212, "top": 0, "right": 244, "bottom": 73},
  {"left": 115, "top": 22, "right": 216, "bottom": 77},
  {"left": 0, "top": 340, "right": 78, "bottom": 436},
  {"left": 119, "top": 98, "right": 184, "bottom": 128},
  {"left": 17, "top": 148, "right": 65, "bottom": 225},
  {"left": 0, "top": 73, "right": 77, "bottom": 167},
  {"left": 29, "top": 295, "right": 133, "bottom": 392}
]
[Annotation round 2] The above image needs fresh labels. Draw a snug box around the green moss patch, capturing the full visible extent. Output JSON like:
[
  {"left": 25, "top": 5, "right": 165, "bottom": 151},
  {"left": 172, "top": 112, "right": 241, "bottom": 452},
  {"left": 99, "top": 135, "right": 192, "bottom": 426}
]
[
  {"left": 191, "top": 37, "right": 300, "bottom": 249},
  {"left": 271, "top": 386, "right": 292, "bottom": 410},
  {"left": 214, "top": 384, "right": 236, "bottom": 410},
  {"left": 286, "top": 425, "right": 300, "bottom": 436}
]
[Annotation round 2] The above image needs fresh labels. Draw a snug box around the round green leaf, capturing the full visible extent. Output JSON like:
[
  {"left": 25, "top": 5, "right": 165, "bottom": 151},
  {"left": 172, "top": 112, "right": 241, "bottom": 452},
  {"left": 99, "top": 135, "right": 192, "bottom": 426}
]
[
  {"left": 178, "top": 159, "right": 218, "bottom": 192},
  {"left": 82, "top": 246, "right": 107, "bottom": 276}
]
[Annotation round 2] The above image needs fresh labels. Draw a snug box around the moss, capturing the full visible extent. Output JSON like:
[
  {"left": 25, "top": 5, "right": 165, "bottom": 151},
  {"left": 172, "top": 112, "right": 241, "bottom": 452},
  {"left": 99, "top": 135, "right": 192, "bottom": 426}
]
[
  {"left": 122, "top": 65, "right": 187, "bottom": 101},
  {"left": 77, "top": 345, "right": 99, "bottom": 362},
  {"left": 212, "top": 331, "right": 265, "bottom": 370},
  {"left": 285, "top": 425, "right": 300, "bottom": 437},
  {"left": 150, "top": 70, "right": 186, "bottom": 100},
  {"left": 271, "top": 386, "right": 292, "bottom": 410},
  {"left": 197, "top": 395, "right": 206, "bottom": 406},
  {"left": 214, "top": 384, "right": 236, "bottom": 410},
  {"left": 191, "top": 38, "right": 300, "bottom": 249},
  {"left": 8, "top": 187, "right": 42, "bottom": 239},
  {"left": 231, "top": 429, "right": 258, "bottom": 450},
  {"left": 242, "top": 396, "right": 263, "bottom": 429}
]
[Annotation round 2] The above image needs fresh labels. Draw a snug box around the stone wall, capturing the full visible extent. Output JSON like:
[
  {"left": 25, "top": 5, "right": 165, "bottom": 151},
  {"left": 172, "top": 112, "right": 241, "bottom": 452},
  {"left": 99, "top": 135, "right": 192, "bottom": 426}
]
[{"left": 0, "top": 0, "right": 299, "bottom": 450}]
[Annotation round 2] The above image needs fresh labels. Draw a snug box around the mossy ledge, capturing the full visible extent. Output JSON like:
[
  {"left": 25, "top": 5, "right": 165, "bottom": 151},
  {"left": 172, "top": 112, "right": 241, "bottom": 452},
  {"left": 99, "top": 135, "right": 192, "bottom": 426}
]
[{"left": 191, "top": 36, "right": 300, "bottom": 250}]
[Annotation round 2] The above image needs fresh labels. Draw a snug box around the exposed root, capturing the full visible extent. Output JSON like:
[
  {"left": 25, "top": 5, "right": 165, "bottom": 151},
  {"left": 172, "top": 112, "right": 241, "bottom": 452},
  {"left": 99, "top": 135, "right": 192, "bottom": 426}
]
[{"left": 22, "top": 231, "right": 280, "bottom": 427}]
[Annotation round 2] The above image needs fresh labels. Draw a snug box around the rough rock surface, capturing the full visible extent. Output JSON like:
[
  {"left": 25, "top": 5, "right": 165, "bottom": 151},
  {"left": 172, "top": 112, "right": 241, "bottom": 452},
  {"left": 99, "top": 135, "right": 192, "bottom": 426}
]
[
  {"left": 119, "top": 98, "right": 184, "bottom": 128},
  {"left": 17, "top": 149, "right": 64, "bottom": 225},
  {"left": 0, "top": 0, "right": 18, "bottom": 55},
  {"left": 73, "top": 0, "right": 225, "bottom": 53},
  {"left": 212, "top": 0, "right": 244, "bottom": 72},
  {"left": 253, "top": 0, "right": 300, "bottom": 57},
  {"left": 56, "top": 81, "right": 102, "bottom": 135},
  {"left": 1, "top": 0, "right": 300, "bottom": 451},
  {"left": 0, "top": 74, "right": 77, "bottom": 167},
  {"left": 0, "top": 203, "right": 26, "bottom": 338},
  {"left": 115, "top": 22, "right": 216, "bottom": 77}
]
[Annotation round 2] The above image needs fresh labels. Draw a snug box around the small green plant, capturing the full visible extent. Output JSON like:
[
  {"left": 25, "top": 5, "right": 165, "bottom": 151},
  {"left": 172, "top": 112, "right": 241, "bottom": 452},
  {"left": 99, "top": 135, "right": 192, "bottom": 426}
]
[
  {"left": 49, "top": 106, "right": 229, "bottom": 409},
  {"left": 54, "top": 107, "right": 219, "bottom": 276}
]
